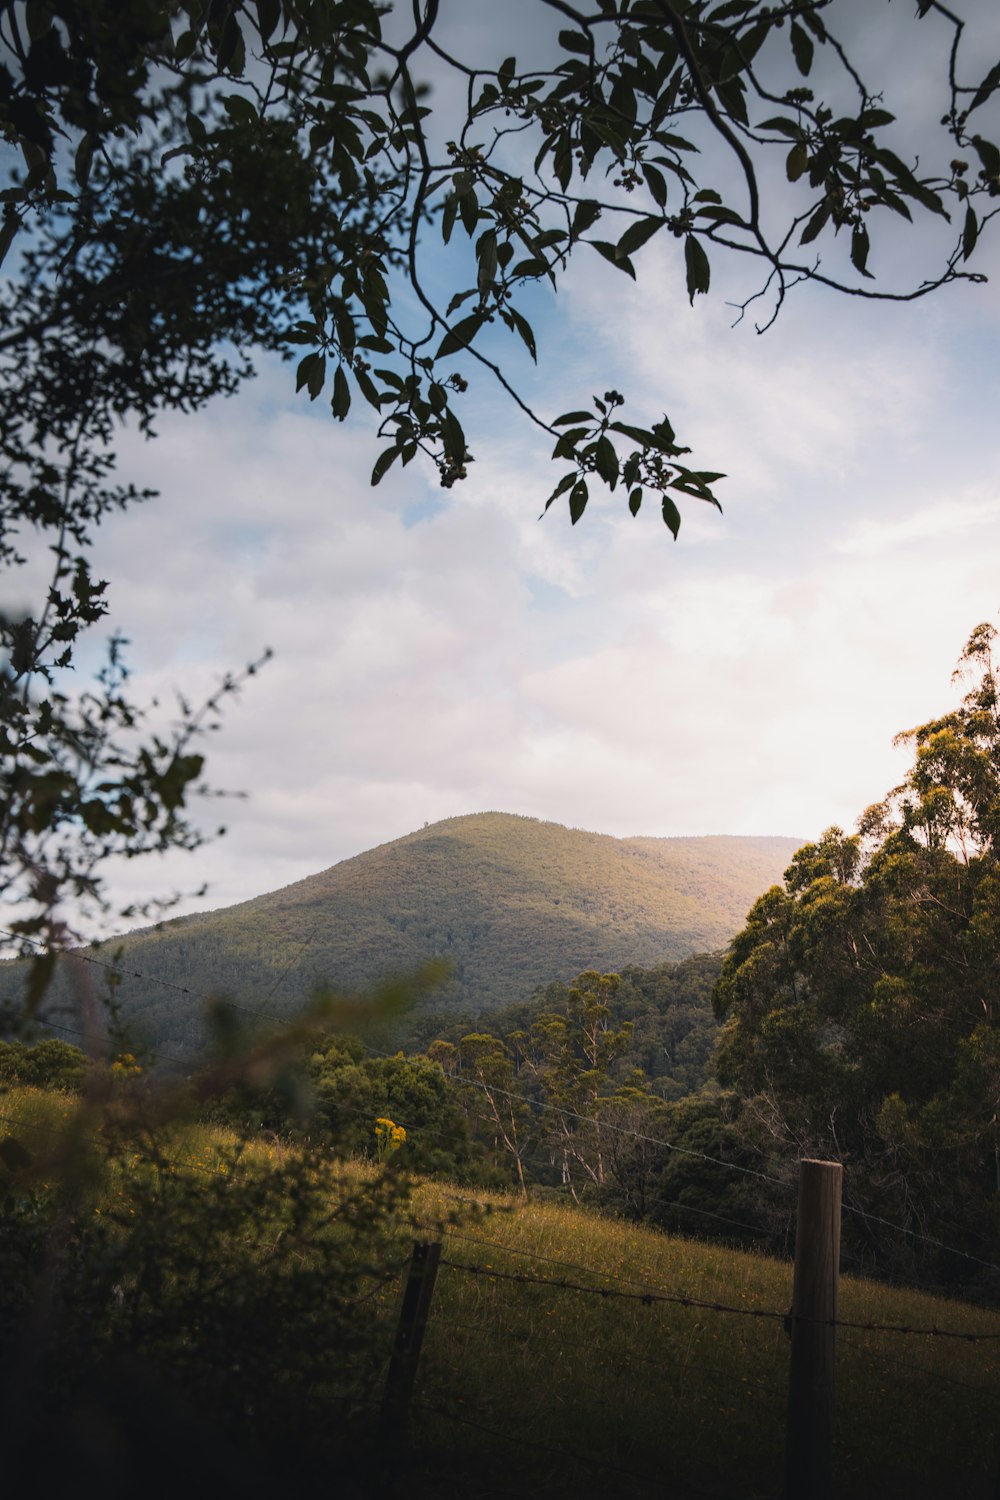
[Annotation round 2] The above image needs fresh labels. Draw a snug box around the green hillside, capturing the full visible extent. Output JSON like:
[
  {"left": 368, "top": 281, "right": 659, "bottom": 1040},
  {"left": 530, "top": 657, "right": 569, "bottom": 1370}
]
[{"left": 4, "top": 813, "right": 802, "bottom": 1053}]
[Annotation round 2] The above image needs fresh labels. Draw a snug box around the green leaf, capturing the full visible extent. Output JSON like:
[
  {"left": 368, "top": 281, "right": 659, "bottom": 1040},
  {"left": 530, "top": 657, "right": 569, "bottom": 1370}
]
[
  {"left": 446, "top": 287, "right": 477, "bottom": 317},
  {"left": 799, "top": 198, "right": 831, "bottom": 246},
  {"left": 661, "top": 495, "right": 682, "bottom": 538},
  {"left": 760, "top": 117, "right": 802, "bottom": 140},
  {"left": 587, "top": 240, "right": 637, "bottom": 279},
  {"left": 850, "top": 222, "right": 873, "bottom": 278},
  {"left": 331, "top": 364, "right": 351, "bottom": 421},
  {"left": 553, "top": 411, "right": 594, "bottom": 426},
  {"left": 307, "top": 353, "right": 326, "bottom": 400},
  {"left": 295, "top": 352, "right": 319, "bottom": 394},
  {"left": 332, "top": 302, "right": 356, "bottom": 358},
  {"left": 616, "top": 216, "right": 664, "bottom": 258},
  {"left": 628, "top": 487, "right": 642, "bottom": 516},
  {"left": 460, "top": 190, "right": 479, "bottom": 237},
  {"left": 684, "top": 235, "right": 711, "bottom": 302},
  {"left": 256, "top": 0, "right": 281, "bottom": 43},
  {"left": 508, "top": 307, "right": 537, "bottom": 361},
  {"left": 610, "top": 421, "right": 654, "bottom": 447},
  {"left": 353, "top": 365, "right": 381, "bottom": 409},
  {"left": 543, "top": 471, "right": 577, "bottom": 513},
  {"left": 971, "top": 61, "right": 1000, "bottom": 114},
  {"left": 443, "top": 407, "right": 466, "bottom": 460},
  {"left": 510, "top": 257, "right": 551, "bottom": 280},
  {"left": 569, "top": 480, "right": 589, "bottom": 524},
  {"left": 436, "top": 312, "right": 485, "bottom": 359},
  {"left": 642, "top": 162, "right": 668, "bottom": 209},
  {"left": 223, "top": 94, "right": 258, "bottom": 127},
  {"left": 476, "top": 228, "right": 498, "bottom": 290},
  {"left": 790, "top": 22, "right": 814, "bottom": 76},
  {"left": 963, "top": 205, "right": 978, "bottom": 261},
  {"left": 594, "top": 436, "right": 619, "bottom": 487},
  {"left": 786, "top": 142, "right": 808, "bottom": 183},
  {"left": 971, "top": 134, "right": 1000, "bottom": 181},
  {"left": 371, "top": 445, "right": 400, "bottom": 486},
  {"left": 74, "top": 135, "right": 94, "bottom": 188},
  {"left": 217, "top": 14, "right": 246, "bottom": 74},
  {"left": 571, "top": 199, "right": 602, "bottom": 236},
  {"left": 559, "top": 29, "right": 591, "bottom": 56}
]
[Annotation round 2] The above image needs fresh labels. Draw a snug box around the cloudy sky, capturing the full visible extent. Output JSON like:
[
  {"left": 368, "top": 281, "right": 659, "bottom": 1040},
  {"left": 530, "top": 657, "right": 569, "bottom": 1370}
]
[{"left": 34, "top": 1, "right": 1000, "bottom": 928}]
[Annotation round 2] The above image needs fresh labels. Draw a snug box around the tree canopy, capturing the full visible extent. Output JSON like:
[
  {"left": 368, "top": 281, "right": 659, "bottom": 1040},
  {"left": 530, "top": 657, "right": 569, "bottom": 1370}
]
[
  {"left": 2, "top": 0, "right": 999, "bottom": 955},
  {"left": 714, "top": 620, "right": 1000, "bottom": 1284}
]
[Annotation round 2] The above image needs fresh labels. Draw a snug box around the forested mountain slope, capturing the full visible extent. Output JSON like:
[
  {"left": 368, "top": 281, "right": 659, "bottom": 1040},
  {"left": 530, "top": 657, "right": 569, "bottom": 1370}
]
[{"left": 3, "top": 813, "right": 801, "bottom": 1053}]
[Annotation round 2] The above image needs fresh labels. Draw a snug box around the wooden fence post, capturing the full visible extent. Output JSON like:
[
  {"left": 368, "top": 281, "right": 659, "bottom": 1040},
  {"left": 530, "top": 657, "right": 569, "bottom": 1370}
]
[
  {"left": 784, "top": 1159, "right": 842, "bottom": 1500},
  {"left": 377, "top": 1239, "right": 442, "bottom": 1474}
]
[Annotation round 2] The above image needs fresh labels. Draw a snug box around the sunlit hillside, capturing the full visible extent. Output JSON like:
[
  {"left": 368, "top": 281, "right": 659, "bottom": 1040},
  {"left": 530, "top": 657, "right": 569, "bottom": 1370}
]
[{"left": 1, "top": 814, "right": 801, "bottom": 1055}]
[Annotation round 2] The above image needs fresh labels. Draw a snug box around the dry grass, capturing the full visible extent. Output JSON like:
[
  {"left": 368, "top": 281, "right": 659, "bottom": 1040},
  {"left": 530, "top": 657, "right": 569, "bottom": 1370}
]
[
  {"left": 3, "top": 1088, "right": 999, "bottom": 1498},
  {"left": 405, "top": 1181, "right": 1000, "bottom": 1499}
]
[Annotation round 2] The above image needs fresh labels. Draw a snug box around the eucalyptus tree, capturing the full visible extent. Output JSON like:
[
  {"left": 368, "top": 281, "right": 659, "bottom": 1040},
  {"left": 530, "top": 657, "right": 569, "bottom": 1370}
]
[{"left": 714, "top": 620, "right": 1000, "bottom": 1282}]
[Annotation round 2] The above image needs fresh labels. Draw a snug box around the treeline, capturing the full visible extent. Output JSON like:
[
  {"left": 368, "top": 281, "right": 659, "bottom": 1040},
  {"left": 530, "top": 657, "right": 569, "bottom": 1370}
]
[{"left": 3, "top": 956, "right": 784, "bottom": 1256}]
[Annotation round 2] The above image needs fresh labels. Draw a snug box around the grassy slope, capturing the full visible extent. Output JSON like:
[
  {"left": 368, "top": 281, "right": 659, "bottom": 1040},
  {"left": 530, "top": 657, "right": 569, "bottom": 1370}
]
[
  {"left": 9, "top": 814, "right": 801, "bottom": 1053},
  {"left": 4, "top": 1085, "right": 997, "bottom": 1499},
  {"left": 406, "top": 1181, "right": 1000, "bottom": 1500}
]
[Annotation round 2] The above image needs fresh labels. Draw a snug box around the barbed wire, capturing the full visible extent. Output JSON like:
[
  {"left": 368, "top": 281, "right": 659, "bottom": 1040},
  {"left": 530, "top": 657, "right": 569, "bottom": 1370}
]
[{"left": 438, "top": 1256, "right": 1000, "bottom": 1343}]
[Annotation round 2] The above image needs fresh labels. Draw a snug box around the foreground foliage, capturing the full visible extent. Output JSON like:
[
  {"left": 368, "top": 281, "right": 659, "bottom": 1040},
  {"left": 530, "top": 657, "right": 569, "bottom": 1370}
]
[{"left": 0, "top": 1038, "right": 437, "bottom": 1492}]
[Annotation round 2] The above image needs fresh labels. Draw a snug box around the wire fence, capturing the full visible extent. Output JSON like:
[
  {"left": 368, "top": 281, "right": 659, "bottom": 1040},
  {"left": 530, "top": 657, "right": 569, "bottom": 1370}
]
[{"left": 391, "top": 1223, "right": 1000, "bottom": 1500}]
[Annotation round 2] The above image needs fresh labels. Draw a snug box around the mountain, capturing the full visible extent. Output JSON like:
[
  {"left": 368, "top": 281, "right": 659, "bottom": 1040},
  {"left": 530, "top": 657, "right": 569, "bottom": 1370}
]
[{"left": 4, "top": 813, "right": 803, "bottom": 1053}]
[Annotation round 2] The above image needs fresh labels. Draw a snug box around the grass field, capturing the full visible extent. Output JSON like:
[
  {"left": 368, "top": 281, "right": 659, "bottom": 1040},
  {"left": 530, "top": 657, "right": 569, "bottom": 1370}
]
[
  {"left": 3, "top": 1086, "right": 999, "bottom": 1499},
  {"left": 393, "top": 1183, "right": 1000, "bottom": 1498}
]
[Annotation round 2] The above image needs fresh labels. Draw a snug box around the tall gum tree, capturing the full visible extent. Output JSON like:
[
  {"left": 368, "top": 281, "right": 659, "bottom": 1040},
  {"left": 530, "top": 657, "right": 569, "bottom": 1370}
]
[{"left": 714, "top": 620, "right": 1000, "bottom": 1283}]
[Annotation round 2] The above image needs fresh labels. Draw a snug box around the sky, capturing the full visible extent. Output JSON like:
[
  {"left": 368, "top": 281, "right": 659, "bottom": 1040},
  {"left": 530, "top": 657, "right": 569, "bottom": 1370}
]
[{"left": 17, "top": 0, "right": 1000, "bottom": 931}]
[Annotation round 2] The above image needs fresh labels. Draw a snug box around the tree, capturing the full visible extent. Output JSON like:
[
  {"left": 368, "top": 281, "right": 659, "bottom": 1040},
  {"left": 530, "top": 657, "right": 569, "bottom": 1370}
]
[
  {"left": 714, "top": 620, "right": 1000, "bottom": 1284},
  {"left": 448, "top": 1031, "right": 535, "bottom": 1195},
  {"left": 519, "top": 969, "right": 632, "bottom": 1197},
  {"left": 3, "top": 0, "right": 999, "bottom": 961}
]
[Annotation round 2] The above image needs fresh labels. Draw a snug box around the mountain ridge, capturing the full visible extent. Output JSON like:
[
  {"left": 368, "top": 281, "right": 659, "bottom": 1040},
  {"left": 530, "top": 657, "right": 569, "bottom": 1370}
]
[{"left": 5, "top": 812, "right": 804, "bottom": 1053}]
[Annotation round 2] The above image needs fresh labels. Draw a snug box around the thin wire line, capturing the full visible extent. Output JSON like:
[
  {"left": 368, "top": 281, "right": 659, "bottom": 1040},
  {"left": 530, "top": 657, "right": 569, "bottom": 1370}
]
[
  {"left": 840, "top": 1199, "right": 1000, "bottom": 1274},
  {"left": 439, "top": 1256, "right": 1000, "bottom": 1342},
  {"left": 362, "top": 1039, "right": 793, "bottom": 1189},
  {"left": 434, "top": 1224, "right": 763, "bottom": 1301}
]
